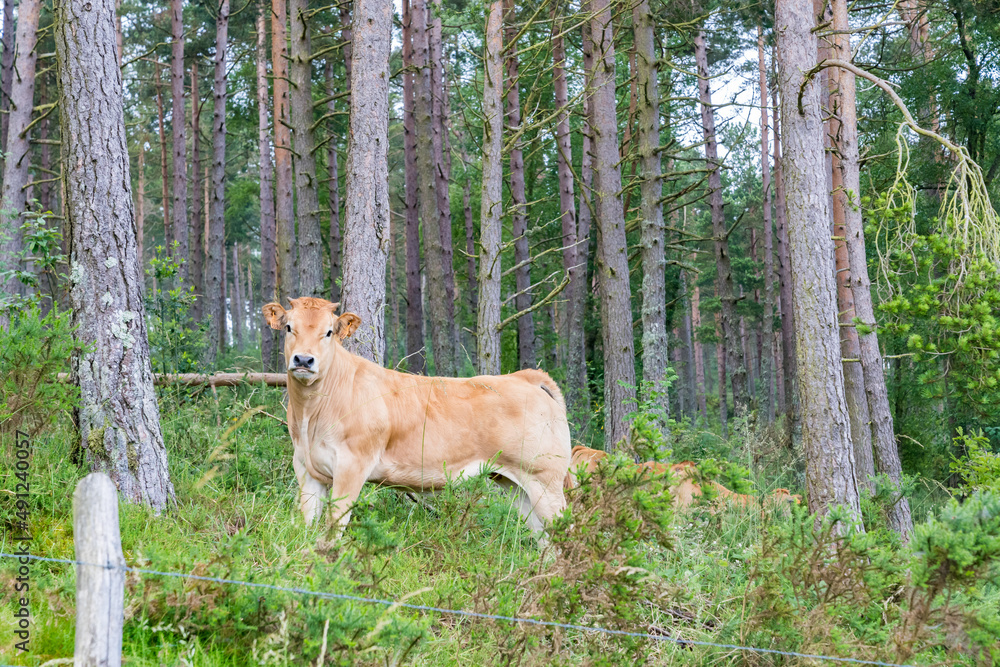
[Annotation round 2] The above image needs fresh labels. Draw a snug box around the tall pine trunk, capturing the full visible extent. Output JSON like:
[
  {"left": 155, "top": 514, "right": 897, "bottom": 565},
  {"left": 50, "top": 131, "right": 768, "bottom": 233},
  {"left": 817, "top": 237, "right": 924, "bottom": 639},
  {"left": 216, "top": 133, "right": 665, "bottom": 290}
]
[
  {"left": 634, "top": 0, "right": 667, "bottom": 421},
  {"left": 477, "top": 0, "right": 503, "bottom": 375},
  {"left": 695, "top": 30, "right": 748, "bottom": 413},
  {"left": 257, "top": 0, "right": 278, "bottom": 371},
  {"left": 777, "top": 0, "right": 861, "bottom": 524},
  {"left": 503, "top": 0, "right": 535, "bottom": 369},
  {"left": 289, "top": 0, "right": 323, "bottom": 297},
  {"left": 57, "top": 0, "right": 174, "bottom": 510},
  {"left": 341, "top": 0, "right": 390, "bottom": 364},
  {"left": 0, "top": 0, "right": 41, "bottom": 300},
  {"left": 832, "top": 0, "right": 912, "bottom": 538},
  {"left": 552, "top": 6, "right": 587, "bottom": 414},
  {"left": 273, "top": 0, "right": 296, "bottom": 304},
  {"left": 136, "top": 138, "right": 146, "bottom": 261},
  {"left": 170, "top": 0, "right": 188, "bottom": 273},
  {"left": 190, "top": 60, "right": 205, "bottom": 321},
  {"left": 758, "top": 27, "right": 776, "bottom": 422},
  {"left": 590, "top": 0, "right": 635, "bottom": 450},
  {"left": 413, "top": 0, "right": 454, "bottom": 375},
  {"left": 324, "top": 57, "right": 342, "bottom": 303},
  {"left": 773, "top": 83, "right": 796, "bottom": 417},
  {"left": 402, "top": 0, "right": 424, "bottom": 373},
  {"left": 205, "top": 0, "right": 229, "bottom": 364},
  {"left": 232, "top": 244, "right": 244, "bottom": 350},
  {"left": 0, "top": 0, "right": 13, "bottom": 162},
  {"left": 691, "top": 278, "right": 708, "bottom": 420},
  {"left": 716, "top": 312, "right": 728, "bottom": 437},
  {"left": 155, "top": 64, "right": 171, "bottom": 242}
]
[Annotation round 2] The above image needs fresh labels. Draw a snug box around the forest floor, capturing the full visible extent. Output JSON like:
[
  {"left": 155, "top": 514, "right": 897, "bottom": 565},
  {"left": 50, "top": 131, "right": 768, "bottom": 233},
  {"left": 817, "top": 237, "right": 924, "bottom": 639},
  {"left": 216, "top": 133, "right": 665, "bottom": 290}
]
[{"left": 1, "top": 374, "right": 997, "bottom": 666}]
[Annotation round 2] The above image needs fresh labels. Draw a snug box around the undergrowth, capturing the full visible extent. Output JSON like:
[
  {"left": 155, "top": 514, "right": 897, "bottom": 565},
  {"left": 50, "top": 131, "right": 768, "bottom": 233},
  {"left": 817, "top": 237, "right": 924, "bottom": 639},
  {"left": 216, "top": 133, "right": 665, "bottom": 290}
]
[{"left": 1, "top": 384, "right": 999, "bottom": 666}]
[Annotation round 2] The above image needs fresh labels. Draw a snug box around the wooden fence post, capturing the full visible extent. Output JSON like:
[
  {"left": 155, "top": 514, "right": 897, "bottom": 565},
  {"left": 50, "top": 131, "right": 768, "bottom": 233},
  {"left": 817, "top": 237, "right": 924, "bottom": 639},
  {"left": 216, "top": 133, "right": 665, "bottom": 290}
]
[{"left": 73, "top": 472, "right": 124, "bottom": 667}]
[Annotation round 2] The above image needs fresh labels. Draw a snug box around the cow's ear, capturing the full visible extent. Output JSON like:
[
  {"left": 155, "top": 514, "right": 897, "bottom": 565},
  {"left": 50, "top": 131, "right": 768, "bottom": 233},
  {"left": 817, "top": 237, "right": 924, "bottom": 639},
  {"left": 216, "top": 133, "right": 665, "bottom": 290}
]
[
  {"left": 263, "top": 303, "right": 287, "bottom": 330},
  {"left": 333, "top": 312, "right": 361, "bottom": 341}
]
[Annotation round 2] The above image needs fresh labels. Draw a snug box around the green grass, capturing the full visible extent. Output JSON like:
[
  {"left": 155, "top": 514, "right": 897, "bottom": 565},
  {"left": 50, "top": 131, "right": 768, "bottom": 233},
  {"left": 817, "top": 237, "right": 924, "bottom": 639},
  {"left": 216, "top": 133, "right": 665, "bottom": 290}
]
[{"left": 2, "top": 386, "right": 998, "bottom": 666}]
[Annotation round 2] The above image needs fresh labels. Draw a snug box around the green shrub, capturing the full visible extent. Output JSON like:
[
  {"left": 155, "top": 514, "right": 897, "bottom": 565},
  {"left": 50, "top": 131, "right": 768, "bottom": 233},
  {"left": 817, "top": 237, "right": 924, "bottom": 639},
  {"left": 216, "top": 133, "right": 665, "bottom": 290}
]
[
  {"left": 950, "top": 428, "right": 1000, "bottom": 494},
  {"left": 145, "top": 244, "right": 204, "bottom": 375},
  {"left": 0, "top": 305, "right": 82, "bottom": 439}
]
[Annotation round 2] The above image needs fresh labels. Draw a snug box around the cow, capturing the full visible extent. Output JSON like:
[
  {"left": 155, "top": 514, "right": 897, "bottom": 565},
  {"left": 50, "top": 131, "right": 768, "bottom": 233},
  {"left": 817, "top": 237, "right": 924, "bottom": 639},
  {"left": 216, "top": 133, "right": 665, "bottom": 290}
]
[
  {"left": 263, "top": 297, "right": 571, "bottom": 536},
  {"left": 565, "top": 446, "right": 800, "bottom": 511}
]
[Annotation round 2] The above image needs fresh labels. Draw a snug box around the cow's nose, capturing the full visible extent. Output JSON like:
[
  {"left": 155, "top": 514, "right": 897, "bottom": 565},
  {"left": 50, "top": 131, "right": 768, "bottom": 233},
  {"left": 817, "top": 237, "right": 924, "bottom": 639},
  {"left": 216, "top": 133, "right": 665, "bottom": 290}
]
[{"left": 292, "top": 354, "right": 315, "bottom": 369}]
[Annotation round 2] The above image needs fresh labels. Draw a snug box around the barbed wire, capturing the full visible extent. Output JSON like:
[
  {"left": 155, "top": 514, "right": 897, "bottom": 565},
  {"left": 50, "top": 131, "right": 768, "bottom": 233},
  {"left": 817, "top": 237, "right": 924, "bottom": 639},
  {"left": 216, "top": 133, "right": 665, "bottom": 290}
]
[{"left": 0, "top": 552, "right": 916, "bottom": 667}]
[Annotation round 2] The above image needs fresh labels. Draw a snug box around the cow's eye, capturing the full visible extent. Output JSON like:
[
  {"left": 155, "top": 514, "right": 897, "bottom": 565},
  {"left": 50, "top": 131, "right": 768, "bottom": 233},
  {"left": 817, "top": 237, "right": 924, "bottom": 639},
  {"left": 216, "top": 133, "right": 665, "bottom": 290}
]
[
  {"left": 326, "top": 330, "right": 333, "bottom": 338},
  {"left": 285, "top": 325, "right": 291, "bottom": 333}
]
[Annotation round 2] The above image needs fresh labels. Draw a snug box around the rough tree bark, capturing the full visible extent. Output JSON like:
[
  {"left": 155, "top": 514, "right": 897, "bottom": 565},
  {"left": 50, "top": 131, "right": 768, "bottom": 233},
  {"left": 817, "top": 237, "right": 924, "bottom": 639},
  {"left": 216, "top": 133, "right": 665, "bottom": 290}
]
[
  {"left": 0, "top": 0, "right": 41, "bottom": 299},
  {"left": 257, "top": 0, "right": 278, "bottom": 371},
  {"left": 590, "top": 0, "right": 636, "bottom": 450},
  {"left": 340, "top": 0, "right": 391, "bottom": 364},
  {"left": 57, "top": 0, "right": 174, "bottom": 510},
  {"left": 273, "top": 0, "right": 296, "bottom": 304},
  {"left": 402, "top": 0, "right": 424, "bottom": 373},
  {"left": 690, "top": 275, "right": 708, "bottom": 421},
  {"left": 552, "top": 5, "right": 586, "bottom": 415},
  {"left": 634, "top": 0, "right": 668, "bottom": 421},
  {"left": 716, "top": 311, "right": 728, "bottom": 437},
  {"left": 758, "top": 26, "right": 775, "bottom": 422},
  {"left": 829, "top": 49, "right": 875, "bottom": 493},
  {"left": 832, "top": 0, "right": 912, "bottom": 538},
  {"left": 232, "top": 244, "right": 244, "bottom": 350},
  {"left": 694, "top": 30, "right": 748, "bottom": 413},
  {"left": 289, "top": 0, "right": 323, "bottom": 297},
  {"left": 324, "top": 56, "right": 342, "bottom": 303},
  {"left": 204, "top": 0, "right": 229, "bottom": 364},
  {"left": 773, "top": 83, "right": 795, "bottom": 417},
  {"left": 413, "top": 0, "right": 454, "bottom": 375},
  {"left": 477, "top": 0, "right": 503, "bottom": 375},
  {"left": 577, "top": 9, "right": 594, "bottom": 411},
  {"left": 503, "top": 0, "right": 535, "bottom": 369},
  {"left": 777, "top": 0, "right": 861, "bottom": 523},
  {"left": 170, "top": 0, "right": 188, "bottom": 272},
  {"left": 190, "top": 60, "right": 204, "bottom": 321},
  {"left": 0, "top": 0, "right": 13, "bottom": 161},
  {"left": 431, "top": 0, "right": 458, "bottom": 370}
]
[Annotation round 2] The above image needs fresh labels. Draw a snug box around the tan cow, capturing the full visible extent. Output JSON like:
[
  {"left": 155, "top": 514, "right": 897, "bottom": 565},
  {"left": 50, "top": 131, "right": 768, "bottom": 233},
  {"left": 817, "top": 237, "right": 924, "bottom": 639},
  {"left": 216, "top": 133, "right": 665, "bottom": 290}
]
[
  {"left": 566, "top": 446, "right": 800, "bottom": 510},
  {"left": 263, "top": 297, "right": 571, "bottom": 535}
]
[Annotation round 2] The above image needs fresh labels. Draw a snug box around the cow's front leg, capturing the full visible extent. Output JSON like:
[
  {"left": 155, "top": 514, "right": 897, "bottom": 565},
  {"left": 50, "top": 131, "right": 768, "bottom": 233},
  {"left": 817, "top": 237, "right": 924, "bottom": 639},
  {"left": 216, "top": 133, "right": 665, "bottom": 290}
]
[
  {"left": 293, "top": 454, "right": 328, "bottom": 525},
  {"left": 325, "top": 455, "right": 371, "bottom": 537}
]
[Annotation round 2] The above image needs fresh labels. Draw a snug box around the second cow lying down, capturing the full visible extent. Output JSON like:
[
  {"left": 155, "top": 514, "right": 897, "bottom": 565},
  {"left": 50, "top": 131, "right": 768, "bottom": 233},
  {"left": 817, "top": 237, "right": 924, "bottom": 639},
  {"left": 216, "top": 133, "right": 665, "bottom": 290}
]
[
  {"left": 264, "top": 297, "right": 571, "bottom": 535},
  {"left": 566, "top": 446, "right": 801, "bottom": 510}
]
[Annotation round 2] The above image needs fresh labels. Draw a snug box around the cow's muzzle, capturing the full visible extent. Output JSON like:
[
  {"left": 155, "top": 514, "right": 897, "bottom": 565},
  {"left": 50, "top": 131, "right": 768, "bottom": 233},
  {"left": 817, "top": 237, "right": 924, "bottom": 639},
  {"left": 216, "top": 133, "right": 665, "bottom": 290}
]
[{"left": 290, "top": 354, "right": 316, "bottom": 375}]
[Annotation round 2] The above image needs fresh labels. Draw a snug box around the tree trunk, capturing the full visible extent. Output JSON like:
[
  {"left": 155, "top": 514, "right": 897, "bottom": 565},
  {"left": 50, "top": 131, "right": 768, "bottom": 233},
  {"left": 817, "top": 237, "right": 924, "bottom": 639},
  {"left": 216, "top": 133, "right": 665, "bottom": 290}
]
[
  {"left": 273, "top": 0, "right": 296, "bottom": 304},
  {"left": 289, "top": 0, "right": 323, "bottom": 297},
  {"left": 402, "top": 0, "right": 424, "bottom": 373},
  {"left": 477, "top": 0, "right": 503, "bottom": 376},
  {"left": 220, "top": 243, "right": 228, "bottom": 353},
  {"left": 0, "top": 0, "right": 41, "bottom": 300},
  {"left": 38, "top": 78, "right": 52, "bottom": 215},
  {"left": 503, "top": 0, "right": 535, "bottom": 369},
  {"left": 136, "top": 138, "right": 146, "bottom": 261},
  {"left": 257, "top": 0, "right": 278, "bottom": 371},
  {"left": 773, "top": 83, "right": 796, "bottom": 418},
  {"left": 232, "top": 244, "right": 244, "bottom": 351},
  {"left": 776, "top": 0, "right": 861, "bottom": 523},
  {"left": 155, "top": 64, "right": 171, "bottom": 243},
  {"left": 694, "top": 30, "right": 748, "bottom": 414},
  {"left": 463, "top": 146, "right": 477, "bottom": 344},
  {"left": 590, "top": 0, "right": 635, "bottom": 451},
  {"left": 340, "top": 1, "right": 353, "bottom": 94},
  {"left": 190, "top": 59, "right": 205, "bottom": 322},
  {"left": 691, "top": 278, "right": 708, "bottom": 420},
  {"left": 170, "top": 0, "right": 188, "bottom": 273},
  {"left": 413, "top": 0, "right": 454, "bottom": 375},
  {"left": 57, "top": 0, "right": 174, "bottom": 510},
  {"left": 340, "top": 0, "right": 390, "bottom": 364},
  {"left": 634, "top": 0, "right": 667, "bottom": 421},
  {"left": 716, "top": 313, "right": 728, "bottom": 438},
  {"left": 324, "top": 57, "right": 342, "bottom": 303},
  {"left": 431, "top": 0, "right": 458, "bottom": 371},
  {"left": 832, "top": 0, "right": 912, "bottom": 538},
  {"left": 205, "top": 0, "right": 229, "bottom": 364},
  {"left": 0, "top": 0, "right": 14, "bottom": 162},
  {"left": 552, "top": 8, "right": 586, "bottom": 415},
  {"left": 758, "top": 26, "right": 775, "bottom": 422}
]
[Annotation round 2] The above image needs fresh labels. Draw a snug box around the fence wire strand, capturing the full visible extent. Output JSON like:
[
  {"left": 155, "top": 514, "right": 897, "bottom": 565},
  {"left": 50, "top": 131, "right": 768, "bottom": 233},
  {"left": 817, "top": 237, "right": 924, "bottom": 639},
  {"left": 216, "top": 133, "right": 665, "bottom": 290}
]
[{"left": 0, "top": 551, "right": 917, "bottom": 667}]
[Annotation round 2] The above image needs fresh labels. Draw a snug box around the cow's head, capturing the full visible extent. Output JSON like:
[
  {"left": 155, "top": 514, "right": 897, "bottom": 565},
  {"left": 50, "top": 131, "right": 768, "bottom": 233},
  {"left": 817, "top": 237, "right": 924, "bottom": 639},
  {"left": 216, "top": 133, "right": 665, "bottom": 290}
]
[{"left": 262, "top": 297, "right": 361, "bottom": 385}]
